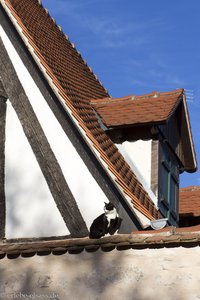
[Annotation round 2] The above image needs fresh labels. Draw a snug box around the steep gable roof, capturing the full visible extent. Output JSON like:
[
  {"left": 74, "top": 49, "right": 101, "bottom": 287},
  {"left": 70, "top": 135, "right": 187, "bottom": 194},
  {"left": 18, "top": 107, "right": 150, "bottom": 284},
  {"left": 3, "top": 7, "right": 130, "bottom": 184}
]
[
  {"left": 180, "top": 186, "right": 200, "bottom": 217},
  {"left": 0, "top": 0, "right": 159, "bottom": 221},
  {"left": 91, "top": 89, "right": 183, "bottom": 128},
  {"left": 5, "top": 0, "right": 109, "bottom": 102}
]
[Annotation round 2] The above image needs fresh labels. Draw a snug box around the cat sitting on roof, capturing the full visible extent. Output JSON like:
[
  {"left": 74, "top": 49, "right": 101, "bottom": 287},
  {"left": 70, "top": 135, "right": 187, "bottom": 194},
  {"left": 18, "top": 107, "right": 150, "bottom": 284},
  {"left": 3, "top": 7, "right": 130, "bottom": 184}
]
[{"left": 89, "top": 202, "right": 122, "bottom": 239}]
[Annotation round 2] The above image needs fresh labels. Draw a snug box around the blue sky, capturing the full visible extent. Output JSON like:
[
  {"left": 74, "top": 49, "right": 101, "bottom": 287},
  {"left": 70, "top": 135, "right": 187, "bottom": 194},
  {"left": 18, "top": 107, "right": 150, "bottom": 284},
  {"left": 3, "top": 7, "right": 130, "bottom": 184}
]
[{"left": 42, "top": 0, "right": 200, "bottom": 188}]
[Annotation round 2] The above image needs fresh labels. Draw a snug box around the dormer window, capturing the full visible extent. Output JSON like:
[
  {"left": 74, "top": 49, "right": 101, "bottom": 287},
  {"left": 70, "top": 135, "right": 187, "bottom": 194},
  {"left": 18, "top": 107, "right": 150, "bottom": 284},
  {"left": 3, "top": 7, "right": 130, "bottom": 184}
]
[{"left": 92, "top": 90, "right": 197, "bottom": 226}]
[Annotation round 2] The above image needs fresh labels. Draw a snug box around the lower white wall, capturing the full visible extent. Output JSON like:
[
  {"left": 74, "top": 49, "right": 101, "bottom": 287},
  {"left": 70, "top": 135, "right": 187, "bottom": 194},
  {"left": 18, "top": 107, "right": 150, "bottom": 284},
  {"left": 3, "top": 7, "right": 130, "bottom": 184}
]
[{"left": 0, "top": 247, "right": 199, "bottom": 300}]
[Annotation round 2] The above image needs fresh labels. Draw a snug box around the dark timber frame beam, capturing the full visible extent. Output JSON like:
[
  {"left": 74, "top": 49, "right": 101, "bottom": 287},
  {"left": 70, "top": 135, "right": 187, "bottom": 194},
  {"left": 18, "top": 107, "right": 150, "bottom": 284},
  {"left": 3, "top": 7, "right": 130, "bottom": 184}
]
[
  {"left": 0, "top": 37, "right": 88, "bottom": 237},
  {"left": 0, "top": 81, "right": 7, "bottom": 239}
]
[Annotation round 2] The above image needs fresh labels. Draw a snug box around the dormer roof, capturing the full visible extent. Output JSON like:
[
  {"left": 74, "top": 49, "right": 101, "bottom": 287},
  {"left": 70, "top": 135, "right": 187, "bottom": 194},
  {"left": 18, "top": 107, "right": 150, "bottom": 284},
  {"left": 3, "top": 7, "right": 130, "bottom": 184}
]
[
  {"left": 91, "top": 89, "right": 184, "bottom": 128},
  {"left": 92, "top": 88, "right": 197, "bottom": 172}
]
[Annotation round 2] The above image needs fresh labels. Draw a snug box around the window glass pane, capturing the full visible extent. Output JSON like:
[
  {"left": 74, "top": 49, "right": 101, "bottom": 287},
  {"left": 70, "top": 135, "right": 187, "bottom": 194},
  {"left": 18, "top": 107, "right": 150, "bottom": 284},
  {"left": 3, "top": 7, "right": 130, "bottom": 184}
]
[
  {"left": 160, "top": 163, "right": 170, "bottom": 202},
  {"left": 159, "top": 141, "right": 179, "bottom": 222}
]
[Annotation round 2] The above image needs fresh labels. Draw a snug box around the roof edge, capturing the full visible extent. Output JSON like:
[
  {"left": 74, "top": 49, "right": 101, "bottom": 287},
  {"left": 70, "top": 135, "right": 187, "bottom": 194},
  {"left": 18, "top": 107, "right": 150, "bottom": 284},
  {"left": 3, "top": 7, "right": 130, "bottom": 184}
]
[
  {"left": 182, "top": 92, "right": 198, "bottom": 172},
  {"left": 1, "top": 224, "right": 200, "bottom": 258}
]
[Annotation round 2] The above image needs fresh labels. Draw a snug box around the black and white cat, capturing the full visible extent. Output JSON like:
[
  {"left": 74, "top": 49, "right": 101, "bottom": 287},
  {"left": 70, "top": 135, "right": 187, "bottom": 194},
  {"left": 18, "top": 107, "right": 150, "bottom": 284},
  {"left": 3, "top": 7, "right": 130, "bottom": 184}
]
[{"left": 89, "top": 202, "right": 122, "bottom": 239}]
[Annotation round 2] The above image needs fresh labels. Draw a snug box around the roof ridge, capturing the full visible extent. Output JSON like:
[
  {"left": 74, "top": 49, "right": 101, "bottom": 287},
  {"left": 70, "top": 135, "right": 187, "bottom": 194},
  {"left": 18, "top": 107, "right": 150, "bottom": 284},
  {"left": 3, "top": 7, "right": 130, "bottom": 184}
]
[
  {"left": 91, "top": 89, "right": 184, "bottom": 105},
  {"left": 136, "top": 88, "right": 183, "bottom": 98},
  {"left": 180, "top": 185, "right": 200, "bottom": 191}
]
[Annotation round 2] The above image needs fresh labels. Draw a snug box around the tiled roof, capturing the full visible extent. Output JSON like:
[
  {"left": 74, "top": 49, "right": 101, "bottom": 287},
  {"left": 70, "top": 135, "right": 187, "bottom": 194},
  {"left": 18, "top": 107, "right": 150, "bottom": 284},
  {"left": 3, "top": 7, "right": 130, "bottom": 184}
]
[
  {"left": 1, "top": 225, "right": 200, "bottom": 259},
  {"left": 7, "top": 1, "right": 109, "bottom": 102},
  {"left": 1, "top": 0, "right": 160, "bottom": 220},
  {"left": 91, "top": 89, "right": 184, "bottom": 128},
  {"left": 179, "top": 186, "right": 200, "bottom": 217}
]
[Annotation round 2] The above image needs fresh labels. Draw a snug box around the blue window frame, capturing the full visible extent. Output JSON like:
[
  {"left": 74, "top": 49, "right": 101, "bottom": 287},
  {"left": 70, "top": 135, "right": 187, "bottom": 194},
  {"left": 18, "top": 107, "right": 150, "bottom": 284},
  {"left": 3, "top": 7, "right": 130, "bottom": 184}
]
[{"left": 158, "top": 142, "right": 179, "bottom": 225}]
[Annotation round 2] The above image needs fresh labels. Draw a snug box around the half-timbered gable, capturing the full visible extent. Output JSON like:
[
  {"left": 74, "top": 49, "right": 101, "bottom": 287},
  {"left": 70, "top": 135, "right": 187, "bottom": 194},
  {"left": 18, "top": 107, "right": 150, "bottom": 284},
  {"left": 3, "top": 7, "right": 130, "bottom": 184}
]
[
  {"left": 0, "top": 0, "right": 197, "bottom": 240},
  {"left": 0, "top": 0, "right": 160, "bottom": 239},
  {"left": 0, "top": 2, "right": 199, "bottom": 299}
]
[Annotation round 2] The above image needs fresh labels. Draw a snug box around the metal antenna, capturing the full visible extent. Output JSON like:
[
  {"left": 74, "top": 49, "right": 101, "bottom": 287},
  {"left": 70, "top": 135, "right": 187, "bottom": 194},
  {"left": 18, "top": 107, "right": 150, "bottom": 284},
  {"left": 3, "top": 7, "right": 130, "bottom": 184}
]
[{"left": 185, "top": 89, "right": 194, "bottom": 103}]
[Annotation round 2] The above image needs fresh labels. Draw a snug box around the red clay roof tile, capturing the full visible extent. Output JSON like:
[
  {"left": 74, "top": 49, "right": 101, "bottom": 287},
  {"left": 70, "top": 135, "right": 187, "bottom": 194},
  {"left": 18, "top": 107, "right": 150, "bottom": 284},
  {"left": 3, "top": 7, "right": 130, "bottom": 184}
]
[
  {"left": 179, "top": 186, "right": 200, "bottom": 217},
  {"left": 1, "top": 0, "right": 159, "bottom": 220}
]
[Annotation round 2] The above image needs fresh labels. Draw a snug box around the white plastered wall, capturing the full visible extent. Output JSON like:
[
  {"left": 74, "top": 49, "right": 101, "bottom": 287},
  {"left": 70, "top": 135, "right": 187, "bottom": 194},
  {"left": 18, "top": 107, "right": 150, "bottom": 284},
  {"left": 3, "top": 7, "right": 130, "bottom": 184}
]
[
  {"left": 0, "top": 26, "right": 109, "bottom": 238},
  {"left": 5, "top": 101, "right": 69, "bottom": 238},
  {"left": 116, "top": 140, "right": 158, "bottom": 206},
  {"left": 0, "top": 247, "right": 200, "bottom": 300}
]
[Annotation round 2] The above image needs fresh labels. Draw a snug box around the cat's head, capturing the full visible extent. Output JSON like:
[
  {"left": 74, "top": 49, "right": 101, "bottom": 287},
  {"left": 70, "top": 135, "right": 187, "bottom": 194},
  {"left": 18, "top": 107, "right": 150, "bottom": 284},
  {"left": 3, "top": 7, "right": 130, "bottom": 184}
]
[{"left": 104, "top": 202, "right": 115, "bottom": 212}]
